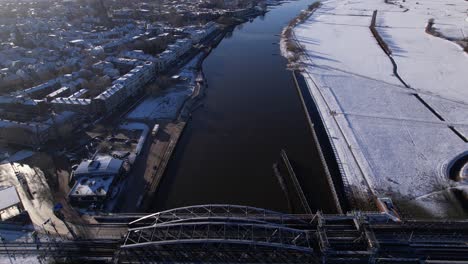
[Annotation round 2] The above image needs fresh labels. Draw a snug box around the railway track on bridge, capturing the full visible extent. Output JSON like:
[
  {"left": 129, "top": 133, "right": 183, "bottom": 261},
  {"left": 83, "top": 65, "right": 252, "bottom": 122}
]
[
  {"left": 1, "top": 205, "right": 467, "bottom": 263},
  {"left": 0, "top": 240, "right": 119, "bottom": 258}
]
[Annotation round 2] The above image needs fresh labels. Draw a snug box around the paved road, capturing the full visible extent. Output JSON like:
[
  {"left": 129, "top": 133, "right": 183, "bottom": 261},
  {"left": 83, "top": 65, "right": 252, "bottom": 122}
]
[{"left": 114, "top": 121, "right": 185, "bottom": 213}]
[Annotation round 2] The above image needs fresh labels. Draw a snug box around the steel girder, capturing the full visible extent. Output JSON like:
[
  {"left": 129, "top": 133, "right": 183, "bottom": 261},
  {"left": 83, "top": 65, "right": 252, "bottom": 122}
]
[
  {"left": 123, "top": 221, "right": 313, "bottom": 252},
  {"left": 128, "top": 204, "right": 309, "bottom": 228},
  {"left": 119, "top": 205, "right": 318, "bottom": 263},
  {"left": 118, "top": 243, "right": 318, "bottom": 263}
]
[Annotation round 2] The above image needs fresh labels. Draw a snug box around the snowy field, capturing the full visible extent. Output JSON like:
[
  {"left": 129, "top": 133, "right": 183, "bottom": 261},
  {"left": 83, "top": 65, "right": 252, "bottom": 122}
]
[
  {"left": 126, "top": 87, "right": 192, "bottom": 120},
  {"left": 126, "top": 53, "right": 202, "bottom": 121},
  {"left": 376, "top": 0, "right": 468, "bottom": 104},
  {"left": 292, "top": 0, "right": 468, "bottom": 218}
]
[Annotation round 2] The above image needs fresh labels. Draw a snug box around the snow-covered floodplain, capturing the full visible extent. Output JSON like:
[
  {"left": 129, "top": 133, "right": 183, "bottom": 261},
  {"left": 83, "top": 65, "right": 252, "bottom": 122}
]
[{"left": 293, "top": 0, "right": 468, "bottom": 218}]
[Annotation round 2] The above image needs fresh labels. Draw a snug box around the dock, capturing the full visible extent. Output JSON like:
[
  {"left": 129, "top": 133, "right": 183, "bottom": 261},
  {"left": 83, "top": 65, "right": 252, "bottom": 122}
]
[{"left": 139, "top": 121, "right": 186, "bottom": 211}]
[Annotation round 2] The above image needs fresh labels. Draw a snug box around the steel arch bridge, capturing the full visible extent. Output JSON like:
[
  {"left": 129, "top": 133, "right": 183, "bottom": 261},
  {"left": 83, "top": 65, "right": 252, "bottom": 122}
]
[
  {"left": 119, "top": 205, "right": 318, "bottom": 263},
  {"left": 116, "top": 205, "right": 468, "bottom": 263},
  {"left": 128, "top": 204, "right": 311, "bottom": 227}
]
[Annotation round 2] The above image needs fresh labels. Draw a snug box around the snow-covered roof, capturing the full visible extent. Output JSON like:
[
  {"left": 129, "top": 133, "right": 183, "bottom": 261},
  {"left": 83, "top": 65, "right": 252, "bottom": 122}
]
[
  {"left": 46, "top": 87, "right": 70, "bottom": 98},
  {"left": 15, "top": 78, "right": 59, "bottom": 97},
  {"left": 69, "top": 175, "right": 114, "bottom": 197},
  {"left": 51, "top": 97, "right": 91, "bottom": 105},
  {"left": 95, "top": 83, "right": 125, "bottom": 100},
  {"left": 0, "top": 186, "right": 20, "bottom": 211},
  {"left": 74, "top": 155, "right": 123, "bottom": 178},
  {"left": 68, "top": 88, "right": 88, "bottom": 99}
]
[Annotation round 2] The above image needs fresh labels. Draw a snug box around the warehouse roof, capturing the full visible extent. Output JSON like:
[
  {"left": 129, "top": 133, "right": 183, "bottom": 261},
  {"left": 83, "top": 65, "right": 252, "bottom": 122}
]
[{"left": 0, "top": 186, "right": 21, "bottom": 212}]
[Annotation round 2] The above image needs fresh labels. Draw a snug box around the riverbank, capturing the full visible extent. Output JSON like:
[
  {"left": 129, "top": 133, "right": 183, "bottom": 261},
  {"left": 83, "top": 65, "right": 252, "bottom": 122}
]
[
  {"left": 151, "top": 0, "right": 339, "bottom": 213},
  {"left": 283, "top": 0, "right": 468, "bottom": 219},
  {"left": 280, "top": 1, "right": 349, "bottom": 214},
  {"left": 280, "top": 2, "right": 320, "bottom": 69},
  {"left": 116, "top": 45, "right": 214, "bottom": 212},
  {"left": 137, "top": 52, "right": 212, "bottom": 211},
  {"left": 117, "top": 9, "right": 293, "bottom": 213}
]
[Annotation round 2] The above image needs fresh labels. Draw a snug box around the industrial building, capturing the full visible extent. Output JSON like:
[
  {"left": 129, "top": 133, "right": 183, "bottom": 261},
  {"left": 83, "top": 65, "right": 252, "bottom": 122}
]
[{"left": 69, "top": 155, "right": 124, "bottom": 206}]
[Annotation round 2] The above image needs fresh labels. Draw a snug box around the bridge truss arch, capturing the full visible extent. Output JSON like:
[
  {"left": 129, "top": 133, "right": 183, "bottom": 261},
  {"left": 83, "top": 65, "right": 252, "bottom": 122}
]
[
  {"left": 119, "top": 205, "right": 318, "bottom": 263},
  {"left": 128, "top": 204, "right": 311, "bottom": 228}
]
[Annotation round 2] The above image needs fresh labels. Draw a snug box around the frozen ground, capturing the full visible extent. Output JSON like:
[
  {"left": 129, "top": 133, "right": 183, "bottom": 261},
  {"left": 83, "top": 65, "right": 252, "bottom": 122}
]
[
  {"left": 292, "top": 0, "right": 468, "bottom": 218},
  {"left": 391, "top": 0, "right": 468, "bottom": 41},
  {"left": 126, "top": 55, "right": 201, "bottom": 121},
  {"left": 376, "top": 0, "right": 468, "bottom": 103},
  {"left": 126, "top": 88, "right": 192, "bottom": 120},
  {"left": 0, "top": 162, "right": 71, "bottom": 234},
  {"left": 0, "top": 256, "right": 40, "bottom": 264}
]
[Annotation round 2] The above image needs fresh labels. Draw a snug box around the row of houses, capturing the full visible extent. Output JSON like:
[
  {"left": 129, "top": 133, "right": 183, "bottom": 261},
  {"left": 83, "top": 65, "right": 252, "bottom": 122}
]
[
  {"left": 0, "top": 59, "right": 156, "bottom": 133},
  {"left": 0, "top": 111, "right": 77, "bottom": 147},
  {"left": 186, "top": 22, "right": 218, "bottom": 43},
  {"left": 0, "top": 96, "right": 45, "bottom": 120},
  {"left": 51, "top": 97, "right": 96, "bottom": 114},
  {"left": 117, "top": 22, "right": 218, "bottom": 72},
  {"left": 0, "top": 23, "right": 220, "bottom": 148},
  {"left": 51, "top": 61, "right": 156, "bottom": 115},
  {"left": 0, "top": 59, "right": 156, "bottom": 147},
  {"left": 0, "top": 119, "right": 51, "bottom": 146},
  {"left": 87, "top": 34, "right": 201, "bottom": 114},
  {"left": 0, "top": 72, "right": 91, "bottom": 120},
  {"left": 95, "top": 61, "right": 156, "bottom": 112},
  {"left": 121, "top": 37, "right": 193, "bottom": 72},
  {"left": 107, "top": 56, "right": 143, "bottom": 70},
  {"left": 11, "top": 73, "right": 86, "bottom": 100}
]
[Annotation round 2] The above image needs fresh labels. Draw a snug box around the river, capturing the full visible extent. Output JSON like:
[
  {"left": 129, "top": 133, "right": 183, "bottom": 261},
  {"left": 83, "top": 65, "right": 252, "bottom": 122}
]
[{"left": 151, "top": 0, "right": 338, "bottom": 213}]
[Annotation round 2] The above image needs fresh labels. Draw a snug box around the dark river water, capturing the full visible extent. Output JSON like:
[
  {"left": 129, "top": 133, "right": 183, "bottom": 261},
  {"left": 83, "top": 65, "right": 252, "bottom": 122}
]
[{"left": 151, "top": 0, "right": 337, "bottom": 213}]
